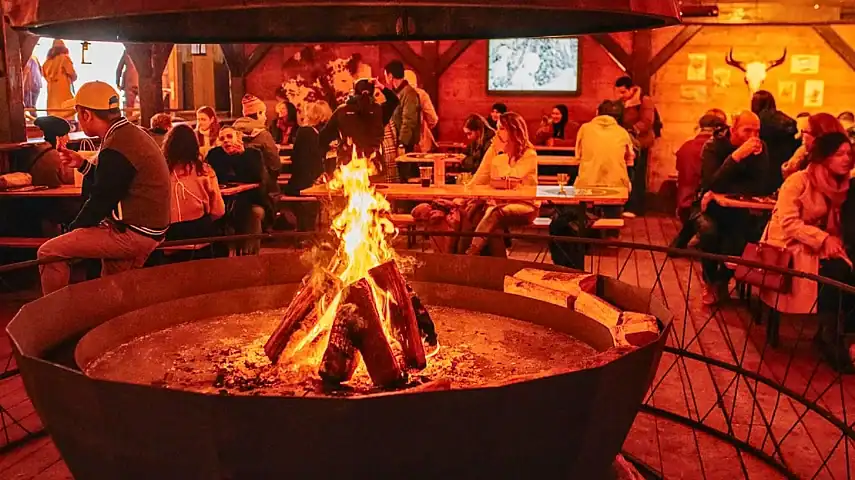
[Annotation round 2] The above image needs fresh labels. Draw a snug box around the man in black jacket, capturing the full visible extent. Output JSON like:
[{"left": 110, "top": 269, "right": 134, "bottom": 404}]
[
  {"left": 752, "top": 90, "right": 799, "bottom": 190},
  {"left": 37, "top": 81, "right": 170, "bottom": 295},
  {"left": 696, "top": 111, "right": 772, "bottom": 305}
]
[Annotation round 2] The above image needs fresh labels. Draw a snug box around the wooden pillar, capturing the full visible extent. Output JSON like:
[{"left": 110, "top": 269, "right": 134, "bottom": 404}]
[
  {"left": 125, "top": 43, "right": 174, "bottom": 127},
  {"left": 220, "top": 44, "right": 272, "bottom": 118},
  {"left": 0, "top": 14, "right": 25, "bottom": 143},
  {"left": 421, "top": 41, "right": 440, "bottom": 109},
  {"left": 191, "top": 46, "right": 216, "bottom": 108},
  {"left": 630, "top": 30, "right": 653, "bottom": 94}
]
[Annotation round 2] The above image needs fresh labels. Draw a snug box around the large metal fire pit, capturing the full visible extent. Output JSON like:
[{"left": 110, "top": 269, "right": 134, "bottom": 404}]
[{"left": 8, "top": 253, "right": 671, "bottom": 479}]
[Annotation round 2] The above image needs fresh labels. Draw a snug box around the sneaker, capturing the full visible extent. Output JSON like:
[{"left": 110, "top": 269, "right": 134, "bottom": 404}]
[{"left": 622, "top": 211, "right": 637, "bottom": 219}]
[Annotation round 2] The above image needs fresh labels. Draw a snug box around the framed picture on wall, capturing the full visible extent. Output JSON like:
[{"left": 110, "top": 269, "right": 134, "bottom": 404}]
[
  {"left": 487, "top": 37, "right": 580, "bottom": 95},
  {"left": 777, "top": 81, "right": 797, "bottom": 104},
  {"left": 804, "top": 79, "right": 824, "bottom": 107}
]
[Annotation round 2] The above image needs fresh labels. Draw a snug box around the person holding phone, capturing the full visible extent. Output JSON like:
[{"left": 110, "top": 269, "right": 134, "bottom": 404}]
[{"left": 695, "top": 111, "right": 774, "bottom": 305}]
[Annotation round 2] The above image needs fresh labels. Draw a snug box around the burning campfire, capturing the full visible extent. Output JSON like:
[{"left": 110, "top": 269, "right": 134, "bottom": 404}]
[{"left": 263, "top": 157, "right": 437, "bottom": 388}]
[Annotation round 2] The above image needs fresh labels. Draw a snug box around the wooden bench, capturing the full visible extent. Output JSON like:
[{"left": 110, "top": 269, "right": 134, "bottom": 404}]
[
  {"left": 0, "top": 237, "right": 48, "bottom": 249},
  {"left": 591, "top": 219, "right": 625, "bottom": 230},
  {"left": 391, "top": 213, "right": 417, "bottom": 247}
]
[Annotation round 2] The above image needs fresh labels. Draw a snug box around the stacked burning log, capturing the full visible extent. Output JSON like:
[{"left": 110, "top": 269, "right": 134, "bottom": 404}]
[
  {"left": 264, "top": 261, "right": 437, "bottom": 388},
  {"left": 262, "top": 154, "right": 438, "bottom": 389}
]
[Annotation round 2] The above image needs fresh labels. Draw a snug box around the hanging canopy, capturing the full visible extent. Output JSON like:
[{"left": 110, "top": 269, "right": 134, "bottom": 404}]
[{"left": 8, "top": 0, "right": 681, "bottom": 43}]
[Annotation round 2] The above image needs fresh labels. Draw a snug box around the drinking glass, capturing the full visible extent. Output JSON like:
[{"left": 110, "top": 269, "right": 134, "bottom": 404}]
[
  {"left": 556, "top": 173, "right": 570, "bottom": 195},
  {"left": 419, "top": 167, "right": 433, "bottom": 187}
]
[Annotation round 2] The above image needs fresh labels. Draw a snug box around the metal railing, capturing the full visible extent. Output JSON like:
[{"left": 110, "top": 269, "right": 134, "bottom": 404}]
[{"left": 0, "top": 230, "right": 853, "bottom": 478}]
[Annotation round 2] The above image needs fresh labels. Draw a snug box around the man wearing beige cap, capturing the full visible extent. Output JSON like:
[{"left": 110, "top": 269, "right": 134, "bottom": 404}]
[{"left": 37, "top": 81, "right": 170, "bottom": 295}]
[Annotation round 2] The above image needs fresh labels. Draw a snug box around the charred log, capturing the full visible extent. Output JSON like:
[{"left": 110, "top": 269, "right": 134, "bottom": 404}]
[
  {"left": 264, "top": 281, "right": 321, "bottom": 363},
  {"left": 407, "top": 284, "right": 437, "bottom": 346},
  {"left": 369, "top": 261, "right": 426, "bottom": 369},
  {"left": 345, "top": 278, "right": 407, "bottom": 388},
  {"left": 319, "top": 306, "right": 360, "bottom": 384}
]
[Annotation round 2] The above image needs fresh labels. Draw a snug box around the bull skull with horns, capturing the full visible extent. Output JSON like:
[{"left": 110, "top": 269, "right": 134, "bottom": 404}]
[{"left": 725, "top": 48, "right": 787, "bottom": 92}]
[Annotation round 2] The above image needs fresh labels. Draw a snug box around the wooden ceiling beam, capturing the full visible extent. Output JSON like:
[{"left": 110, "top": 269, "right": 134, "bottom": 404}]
[
  {"left": 813, "top": 25, "right": 855, "bottom": 72},
  {"left": 649, "top": 25, "right": 703, "bottom": 74},
  {"left": 437, "top": 40, "right": 473, "bottom": 75},
  {"left": 245, "top": 44, "right": 273, "bottom": 75},
  {"left": 592, "top": 34, "right": 631, "bottom": 72}
]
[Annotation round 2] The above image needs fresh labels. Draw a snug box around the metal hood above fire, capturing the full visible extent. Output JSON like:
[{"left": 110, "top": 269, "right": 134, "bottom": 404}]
[{"left": 7, "top": 0, "right": 681, "bottom": 43}]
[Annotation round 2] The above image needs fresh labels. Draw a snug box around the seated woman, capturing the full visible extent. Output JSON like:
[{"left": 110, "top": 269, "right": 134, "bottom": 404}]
[
  {"left": 781, "top": 113, "right": 845, "bottom": 180},
  {"left": 29, "top": 116, "right": 74, "bottom": 187},
  {"left": 206, "top": 127, "right": 269, "bottom": 255},
  {"left": 195, "top": 106, "right": 220, "bottom": 159},
  {"left": 282, "top": 102, "right": 333, "bottom": 231},
  {"left": 271, "top": 90, "right": 299, "bottom": 146},
  {"left": 164, "top": 124, "right": 225, "bottom": 241},
  {"left": 465, "top": 112, "right": 539, "bottom": 256},
  {"left": 760, "top": 132, "right": 853, "bottom": 369},
  {"left": 461, "top": 114, "right": 495, "bottom": 173}
]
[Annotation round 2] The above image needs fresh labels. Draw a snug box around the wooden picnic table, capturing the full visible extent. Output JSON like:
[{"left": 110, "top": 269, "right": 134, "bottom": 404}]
[
  {"left": 536, "top": 155, "right": 577, "bottom": 166},
  {"left": 302, "top": 183, "right": 627, "bottom": 205},
  {"left": 712, "top": 193, "right": 776, "bottom": 211},
  {"left": 220, "top": 183, "right": 260, "bottom": 196},
  {"left": 535, "top": 145, "right": 575, "bottom": 155},
  {"left": 395, "top": 153, "right": 464, "bottom": 164},
  {"left": 0, "top": 182, "right": 258, "bottom": 198},
  {"left": 0, "top": 185, "right": 82, "bottom": 197}
]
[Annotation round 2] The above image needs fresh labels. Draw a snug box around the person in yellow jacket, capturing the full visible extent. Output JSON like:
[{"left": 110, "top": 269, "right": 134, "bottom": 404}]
[{"left": 41, "top": 39, "right": 77, "bottom": 119}]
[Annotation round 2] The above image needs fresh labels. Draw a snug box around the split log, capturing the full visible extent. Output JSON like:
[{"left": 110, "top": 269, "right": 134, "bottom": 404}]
[
  {"left": 369, "top": 261, "right": 426, "bottom": 369},
  {"left": 512, "top": 269, "right": 596, "bottom": 308},
  {"left": 614, "top": 312, "right": 659, "bottom": 347},
  {"left": 503, "top": 276, "right": 568, "bottom": 307},
  {"left": 345, "top": 278, "right": 407, "bottom": 388},
  {"left": 319, "top": 306, "right": 360, "bottom": 384},
  {"left": 573, "top": 292, "right": 622, "bottom": 329},
  {"left": 264, "top": 280, "right": 321, "bottom": 363},
  {"left": 265, "top": 274, "right": 339, "bottom": 363},
  {"left": 407, "top": 284, "right": 437, "bottom": 346}
]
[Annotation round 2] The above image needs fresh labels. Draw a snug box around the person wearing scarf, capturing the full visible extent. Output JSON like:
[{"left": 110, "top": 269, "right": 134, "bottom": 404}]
[{"left": 761, "top": 132, "right": 852, "bottom": 328}]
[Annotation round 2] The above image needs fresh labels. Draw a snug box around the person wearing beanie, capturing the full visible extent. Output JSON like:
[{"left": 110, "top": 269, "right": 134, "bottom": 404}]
[
  {"left": 319, "top": 77, "right": 399, "bottom": 173},
  {"left": 37, "top": 81, "right": 171, "bottom": 295},
  {"left": 41, "top": 39, "right": 77, "bottom": 120},
  {"left": 26, "top": 116, "right": 74, "bottom": 187},
  {"left": 675, "top": 110, "right": 729, "bottom": 224},
  {"left": 231, "top": 94, "right": 281, "bottom": 194}
]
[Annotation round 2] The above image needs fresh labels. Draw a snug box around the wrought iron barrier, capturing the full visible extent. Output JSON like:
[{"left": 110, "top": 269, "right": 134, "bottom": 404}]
[{"left": 0, "top": 230, "right": 853, "bottom": 478}]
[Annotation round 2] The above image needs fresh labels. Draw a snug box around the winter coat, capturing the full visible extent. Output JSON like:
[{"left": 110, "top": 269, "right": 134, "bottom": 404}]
[
  {"left": 232, "top": 116, "right": 281, "bottom": 193},
  {"left": 42, "top": 54, "right": 76, "bottom": 119},
  {"left": 391, "top": 81, "right": 421, "bottom": 149},
  {"left": 761, "top": 170, "right": 840, "bottom": 314},
  {"left": 758, "top": 109, "right": 800, "bottom": 190}
]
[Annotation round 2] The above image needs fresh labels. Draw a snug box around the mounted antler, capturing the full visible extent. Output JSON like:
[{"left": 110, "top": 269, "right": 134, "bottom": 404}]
[
  {"left": 725, "top": 48, "right": 746, "bottom": 72},
  {"left": 766, "top": 48, "right": 787, "bottom": 71}
]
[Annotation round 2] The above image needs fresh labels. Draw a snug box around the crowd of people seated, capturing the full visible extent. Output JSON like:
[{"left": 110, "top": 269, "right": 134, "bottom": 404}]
[{"left": 672, "top": 89, "right": 855, "bottom": 371}]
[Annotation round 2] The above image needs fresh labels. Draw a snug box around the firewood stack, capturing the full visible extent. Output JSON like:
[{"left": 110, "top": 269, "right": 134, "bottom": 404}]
[{"left": 265, "top": 260, "right": 436, "bottom": 389}]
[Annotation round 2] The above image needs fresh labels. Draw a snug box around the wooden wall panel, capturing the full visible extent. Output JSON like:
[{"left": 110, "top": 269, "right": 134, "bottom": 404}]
[
  {"left": 437, "top": 37, "right": 625, "bottom": 141},
  {"left": 648, "top": 25, "right": 855, "bottom": 191}
]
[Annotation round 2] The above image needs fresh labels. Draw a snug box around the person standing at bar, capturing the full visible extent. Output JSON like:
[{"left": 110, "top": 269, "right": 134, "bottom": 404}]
[
  {"left": 22, "top": 54, "right": 43, "bottom": 110},
  {"left": 116, "top": 51, "right": 139, "bottom": 116},
  {"left": 751, "top": 90, "right": 799, "bottom": 191},
  {"left": 385, "top": 60, "right": 421, "bottom": 181}
]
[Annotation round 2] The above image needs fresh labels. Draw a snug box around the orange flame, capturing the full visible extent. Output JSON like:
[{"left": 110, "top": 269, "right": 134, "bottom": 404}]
[{"left": 289, "top": 153, "right": 401, "bottom": 368}]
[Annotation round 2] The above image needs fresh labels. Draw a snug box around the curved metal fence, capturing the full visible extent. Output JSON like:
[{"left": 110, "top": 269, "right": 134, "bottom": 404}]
[{"left": 0, "top": 230, "right": 853, "bottom": 478}]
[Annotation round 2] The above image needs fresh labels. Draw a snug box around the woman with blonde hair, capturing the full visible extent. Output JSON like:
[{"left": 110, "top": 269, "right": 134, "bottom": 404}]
[
  {"left": 283, "top": 101, "right": 333, "bottom": 231},
  {"left": 465, "top": 111, "right": 539, "bottom": 255},
  {"left": 41, "top": 40, "right": 77, "bottom": 119}
]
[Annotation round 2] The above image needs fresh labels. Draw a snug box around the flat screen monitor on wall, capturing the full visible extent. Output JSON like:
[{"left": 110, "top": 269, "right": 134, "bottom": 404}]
[{"left": 487, "top": 37, "right": 580, "bottom": 95}]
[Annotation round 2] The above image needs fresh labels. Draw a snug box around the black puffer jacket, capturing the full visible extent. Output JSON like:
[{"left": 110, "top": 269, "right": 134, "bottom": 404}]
[
  {"left": 759, "top": 109, "right": 799, "bottom": 190},
  {"left": 319, "top": 87, "right": 399, "bottom": 166}
]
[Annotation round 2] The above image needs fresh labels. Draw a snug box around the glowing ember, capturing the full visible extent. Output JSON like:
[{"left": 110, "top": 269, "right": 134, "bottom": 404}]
[{"left": 264, "top": 153, "right": 433, "bottom": 388}]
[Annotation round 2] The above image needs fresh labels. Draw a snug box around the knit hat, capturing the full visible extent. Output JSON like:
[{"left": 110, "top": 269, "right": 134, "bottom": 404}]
[
  {"left": 241, "top": 95, "right": 266, "bottom": 117},
  {"left": 34, "top": 116, "right": 71, "bottom": 146}
]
